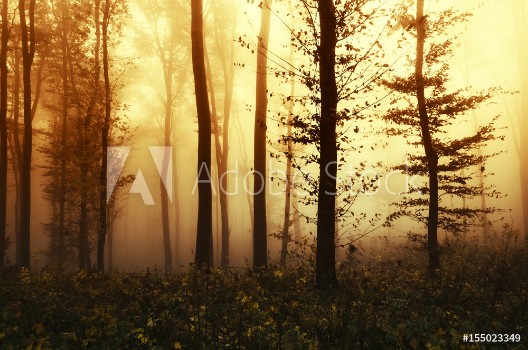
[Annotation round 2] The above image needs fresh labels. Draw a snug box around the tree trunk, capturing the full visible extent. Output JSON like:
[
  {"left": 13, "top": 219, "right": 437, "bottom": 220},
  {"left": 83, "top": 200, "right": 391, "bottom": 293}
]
[
  {"left": 0, "top": 0, "right": 8, "bottom": 267},
  {"left": 107, "top": 203, "right": 114, "bottom": 270},
  {"left": 220, "top": 65, "right": 233, "bottom": 268},
  {"left": 160, "top": 40, "right": 173, "bottom": 274},
  {"left": 204, "top": 43, "right": 230, "bottom": 268},
  {"left": 58, "top": 0, "right": 69, "bottom": 269},
  {"left": 97, "top": 0, "right": 111, "bottom": 271},
  {"left": 11, "top": 49, "right": 21, "bottom": 251},
  {"left": 415, "top": 0, "right": 440, "bottom": 272},
  {"left": 316, "top": 0, "right": 339, "bottom": 290},
  {"left": 172, "top": 153, "right": 180, "bottom": 270},
  {"left": 80, "top": 0, "right": 100, "bottom": 269},
  {"left": 292, "top": 191, "right": 301, "bottom": 241},
  {"left": 515, "top": 0, "right": 528, "bottom": 241},
  {"left": 253, "top": 0, "right": 272, "bottom": 269},
  {"left": 280, "top": 9, "right": 296, "bottom": 267},
  {"left": 191, "top": 0, "right": 213, "bottom": 268},
  {"left": 17, "top": 0, "right": 35, "bottom": 269}
]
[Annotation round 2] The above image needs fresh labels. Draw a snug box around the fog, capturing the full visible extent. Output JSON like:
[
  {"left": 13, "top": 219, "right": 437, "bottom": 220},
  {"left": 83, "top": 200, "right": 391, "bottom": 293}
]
[{"left": 3, "top": 0, "right": 526, "bottom": 270}]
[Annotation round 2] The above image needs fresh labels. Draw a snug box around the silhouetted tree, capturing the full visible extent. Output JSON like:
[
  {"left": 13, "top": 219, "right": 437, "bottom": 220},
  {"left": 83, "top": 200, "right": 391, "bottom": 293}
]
[
  {"left": 58, "top": 0, "right": 69, "bottom": 269},
  {"left": 96, "top": 0, "right": 111, "bottom": 271},
  {"left": 0, "top": 0, "right": 8, "bottom": 267},
  {"left": 17, "top": 0, "right": 35, "bottom": 268},
  {"left": 257, "top": 0, "right": 393, "bottom": 284},
  {"left": 253, "top": 0, "right": 272, "bottom": 269},
  {"left": 511, "top": 0, "right": 528, "bottom": 240},
  {"left": 280, "top": 0, "right": 296, "bottom": 267},
  {"left": 316, "top": 0, "right": 339, "bottom": 290},
  {"left": 383, "top": 3, "right": 504, "bottom": 272},
  {"left": 137, "top": 0, "right": 186, "bottom": 273},
  {"left": 204, "top": 1, "right": 236, "bottom": 268},
  {"left": 191, "top": 0, "right": 213, "bottom": 267},
  {"left": 414, "top": 0, "right": 439, "bottom": 271}
]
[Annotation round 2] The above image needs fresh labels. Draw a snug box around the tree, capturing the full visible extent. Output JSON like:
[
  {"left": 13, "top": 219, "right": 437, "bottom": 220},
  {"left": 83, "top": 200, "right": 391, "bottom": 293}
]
[
  {"left": 58, "top": 0, "right": 69, "bottom": 269},
  {"left": 414, "top": 0, "right": 439, "bottom": 271},
  {"left": 191, "top": 0, "right": 213, "bottom": 267},
  {"left": 137, "top": 0, "right": 181, "bottom": 273},
  {"left": 511, "top": 0, "right": 528, "bottom": 240},
  {"left": 253, "top": 0, "right": 272, "bottom": 269},
  {"left": 316, "top": 0, "right": 339, "bottom": 289},
  {"left": 96, "top": 0, "right": 111, "bottom": 271},
  {"left": 383, "top": 3, "right": 504, "bottom": 272},
  {"left": 280, "top": 0, "right": 296, "bottom": 267},
  {"left": 254, "top": 0, "right": 393, "bottom": 284},
  {"left": 204, "top": 0, "right": 236, "bottom": 268},
  {"left": 0, "top": 0, "right": 8, "bottom": 267},
  {"left": 17, "top": 0, "right": 36, "bottom": 268}
]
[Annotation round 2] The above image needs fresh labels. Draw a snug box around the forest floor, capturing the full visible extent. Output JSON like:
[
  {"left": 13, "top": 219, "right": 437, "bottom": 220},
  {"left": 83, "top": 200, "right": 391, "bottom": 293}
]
[{"left": 0, "top": 234, "right": 527, "bottom": 350}]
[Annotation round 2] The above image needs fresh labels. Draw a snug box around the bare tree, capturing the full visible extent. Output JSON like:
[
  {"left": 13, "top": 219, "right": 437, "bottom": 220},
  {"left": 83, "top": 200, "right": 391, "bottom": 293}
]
[
  {"left": 97, "top": 0, "right": 111, "bottom": 271},
  {"left": 192, "top": 0, "right": 213, "bottom": 267},
  {"left": 0, "top": 0, "right": 9, "bottom": 267},
  {"left": 17, "top": 0, "right": 36, "bottom": 268},
  {"left": 253, "top": 0, "right": 272, "bottom": 269}
]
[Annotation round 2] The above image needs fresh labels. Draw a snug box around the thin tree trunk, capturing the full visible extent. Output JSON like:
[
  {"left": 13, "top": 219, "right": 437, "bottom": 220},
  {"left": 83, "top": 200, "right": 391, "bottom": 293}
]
[
  {"left": 280, "top": 8, "right": 296, "bottom": 267},
  {"left": 58, "top": 0, "right": 69, "bottom": 269},
  {"left": 213, "top": 7, "right": 235, "bottom": 268},
  {"left": 172, "top": 154, "right": 180, "bottom": 270},
  {"left": 107, "top": 203, "right": 114, "bottom": 270},
  {"left": 316, "top": 0, "right": 339, "bottom": 290},
  {"left": 0, "top": 0, "right": 9, "bottom": 267},
  {"left": 204, "top": 43, "right": 230, "bottom": 268},
  {"left": 292, "top": 191, "right": 301, "bottom": 241},
  {"left": 515, "top": 0, "right": 528, "bottom": 240},
  {"left": 253, "top": 0, "right": 272, "bottom": 269},
  {"left": 235, "top": 117, "right": 254, "bottom": 232},
  {"left": 160, "top": 44, "right": 173, "bottom": 274},
  {"left": 415, "top": 0, "right": 440, "bottom": 272},
  {"left": 220, "top": 65, "right": 233, "bottom": 268},
  {"left": 97, "top": 0, "right": 111, "bottom": 271},
  {"left": 77, "top": 0, "right": 100, "bottom": 269},
  {"left": 30, "top": 54, "right": 45, "bottom": 122},
  {"left": 11, "top": 50, "right": 21, "bottom": 248},
  {"left": 17, "top": 0, "right": 35, "bottom": 269},
  {"left": 191, "top": 0, "right": 213, "bottom": 267}
]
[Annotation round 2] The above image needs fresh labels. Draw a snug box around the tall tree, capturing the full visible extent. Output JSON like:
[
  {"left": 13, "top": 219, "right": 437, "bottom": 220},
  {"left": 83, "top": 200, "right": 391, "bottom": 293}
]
[
  {"left": 97, "top": 0, "right": 111, "bottom": 271},
  {"left": 158, "top": 1, "right": 174, "bottom": 274},
  {"left": 0, "top": 0, "right": 8, "bottom": 267},
  {"left": 316, "top": 0, "right": 339, "bottom": 289},
  {"left": 57, "top": 0, "right": 69, "bottom": 269},
  {"left": 207, "top": 1, "right": 236, "bottom": 268},
  {"left": 191, "top": 0, "right": 213, "bottom": 267},
  {"left": 79, "top": 0, "right": 102, "bottom": 270},
  {"left": 280, "top": 1, "right": 296, "bottom": 267},
  {"left": 415, "top": 0, "right": 439, "bottom": 271},
  {"left": 138, "top": 0, "right": 179, "bottom": 273},
  {"left": 383, "top": 3, "right": 504, "bottom": 271},
  {"left": 253, "top": 0, "right": 272, "bottom": 269},
  {"left": 17, "top": 0, "right": 36, "bottom": 268},
  {"left": 512, "top": 0, "right": 528, "bottom": 240}
]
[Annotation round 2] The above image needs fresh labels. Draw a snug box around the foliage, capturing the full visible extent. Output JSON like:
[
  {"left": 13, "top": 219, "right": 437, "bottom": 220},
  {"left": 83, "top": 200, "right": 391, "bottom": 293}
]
[
  {"left": 381, "top": 5, "right": 506, "bottom": 235},
  {"left": 0, "top": 233, "right": 526, "bottom": 349},
  {"left": 37, "top": 0, "right": 132, "bottom": 270}
]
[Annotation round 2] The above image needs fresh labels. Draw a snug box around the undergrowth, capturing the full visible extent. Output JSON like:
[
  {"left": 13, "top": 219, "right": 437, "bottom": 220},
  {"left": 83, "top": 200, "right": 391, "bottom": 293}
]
[{"left": 0, "top": 237, "right": 527, "bottom": 349}]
